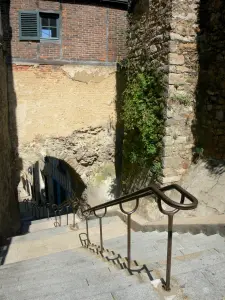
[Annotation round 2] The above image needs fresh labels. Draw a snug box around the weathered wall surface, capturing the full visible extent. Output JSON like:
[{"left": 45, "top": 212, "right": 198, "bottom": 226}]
[
  {"left": 11, "top": 64, "right": 118, "bottom": 205},
  {"left": 0, "top": 28, "right": 20, "bottom": 240},
  {"left": 127, "top": 0, "right": 171, "bottom": 75},
  {"left": 11, "top": 65, "right": 117, "bottom": 143},
  {"left": 163, "top": 0, "right": 198, "bottom": 183},
  {"left": 127, "top": 0, "right": 198, "bottom": 184},
  {"left": 2, "top": 0, "right": 127, "bottom": 63}
]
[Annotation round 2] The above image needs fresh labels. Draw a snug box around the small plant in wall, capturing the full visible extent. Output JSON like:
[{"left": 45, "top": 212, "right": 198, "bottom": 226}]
[
  {"left": 193, "top": 146, "right": 204, "bottom": 163},
  {"left": 171, "top": 92, "right": 192, "bottom": 106}
]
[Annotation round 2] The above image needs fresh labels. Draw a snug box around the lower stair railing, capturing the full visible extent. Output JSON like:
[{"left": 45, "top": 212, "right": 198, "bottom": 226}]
[{"left": 80, "top": 184, "right": 198, "bottom": 292}]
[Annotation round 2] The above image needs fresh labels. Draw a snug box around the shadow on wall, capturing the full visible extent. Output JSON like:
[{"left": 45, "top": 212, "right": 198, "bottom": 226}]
[
  {"left": 193, "top": 0, "right": 225, "bottom": 174},
  {"left": 114, "top": 65, "right": 126, "bottom": 197},
  {"left": 20, "top": 157, "right": 87, "bottom": 207},
  {"left": 42, "top": 156, "right": 87, "bottom": 205},
  {"left": 0, "top": 0, "right": 22, "bottom": 242},
  {"left": 114, "top": 64, "right": 155, "bottom": 196}
]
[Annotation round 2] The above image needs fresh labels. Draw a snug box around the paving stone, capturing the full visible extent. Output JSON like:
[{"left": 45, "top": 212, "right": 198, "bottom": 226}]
[
  {"left": 201, "top": 261, "right": 225, "bottom": 297},
  {"left": 174, "top": 270, "right": 223, "bottom": 300},
  {"left": 112, "top": 283, "right": 161, "bottom": 300},
  {"left": 158, "top": 249, "right": 225, "bottom": 276}
]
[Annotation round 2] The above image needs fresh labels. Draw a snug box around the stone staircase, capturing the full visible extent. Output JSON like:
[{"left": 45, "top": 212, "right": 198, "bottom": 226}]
[{"left": 0, "top": 215, "right": 225, "bottom": 299}]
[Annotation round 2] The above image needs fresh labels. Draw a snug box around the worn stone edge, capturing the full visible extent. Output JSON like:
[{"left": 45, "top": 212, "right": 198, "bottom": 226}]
[{"left": 109, "top": 210, "right": 225, "bottom": 237}]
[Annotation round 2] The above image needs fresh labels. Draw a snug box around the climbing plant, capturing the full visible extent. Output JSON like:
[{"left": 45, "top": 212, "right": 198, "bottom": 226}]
[{"left": 121, "top": 62, "right": 166, "bottom": 189}]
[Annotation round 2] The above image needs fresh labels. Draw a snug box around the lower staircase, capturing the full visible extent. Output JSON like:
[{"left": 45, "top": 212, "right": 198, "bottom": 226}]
[{"left": 0, "top": 215, "right": 225, "bottom": 299}]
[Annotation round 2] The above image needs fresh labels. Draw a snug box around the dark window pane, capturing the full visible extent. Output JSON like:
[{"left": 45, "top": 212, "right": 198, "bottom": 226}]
[
  {"left": 51, "top": 28, "right": 57, "bottom": 38},
  {"left": 50, "top": 18, "right": 57, "bottom": 27},
  {"left": 42, "top": 17, "right": 48, "bottom": 26}
]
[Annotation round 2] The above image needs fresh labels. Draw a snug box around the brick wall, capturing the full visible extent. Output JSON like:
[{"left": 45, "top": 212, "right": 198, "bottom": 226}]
[{"left": 2, "top": 0, "right": 127, "bottom": 63}]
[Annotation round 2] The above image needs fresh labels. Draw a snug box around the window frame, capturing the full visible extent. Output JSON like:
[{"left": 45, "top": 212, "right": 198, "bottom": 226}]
[
  {"left": 19, "top": 10, "right": 61, "bottom": 42},
  {"left": 39, "top": 12, "right": 60, "bottom": 41}
]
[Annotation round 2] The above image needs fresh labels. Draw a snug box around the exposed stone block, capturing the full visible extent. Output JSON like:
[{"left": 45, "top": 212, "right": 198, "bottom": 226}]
[
  {"left": 162, "top": 175, "right": 181, "bottom": 184},
  {"left": 169, "top": 73, "right": 186, "bottom": 85}
]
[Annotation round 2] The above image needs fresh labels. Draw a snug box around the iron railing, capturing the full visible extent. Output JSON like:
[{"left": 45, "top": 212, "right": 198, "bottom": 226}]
[
  {"left": 22, "top": 197, "right": 90, "bottom": 228},
  {"left": 81, "top": 184, "right": 198, "bottom": 291}
]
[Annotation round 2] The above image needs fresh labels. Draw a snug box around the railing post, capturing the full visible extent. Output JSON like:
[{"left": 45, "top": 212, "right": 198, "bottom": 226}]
[
  {"left": 73, "top": 211, "right": 76, "bottom": 228},
  {"left": 127, "top": 214, "right": 131, "bottom": 269},
  {"left": 99, "top": 217, "right": 103, "bottom": 252},
  {"left": 66, "top": 205, "right": 69, "bottom": 225},
  {"left": 46, "top": 203, "right": 50, "bottom": 219},
  {"left": 165, "top": 214, "right": 174, "bottom": 291},
  {"left": 59, "top": 209, "right": 62, "bottom": 227},
  {"left": 86, "top": 218, "right": 90, "bottom": 245},
  {"left": 93, "top": 208, "right": 106, "bottom": 252},
  {"left": 54, "top": 210, "right": 58, "bottom": 227}
]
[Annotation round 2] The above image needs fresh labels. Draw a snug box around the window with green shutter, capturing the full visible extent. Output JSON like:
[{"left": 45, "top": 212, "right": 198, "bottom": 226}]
[
  {"left": 19, "top": 11, "right": 40, "bottom": 40},
  {"left": 19, "top": 10, "right": 60, "bottom": 41}
]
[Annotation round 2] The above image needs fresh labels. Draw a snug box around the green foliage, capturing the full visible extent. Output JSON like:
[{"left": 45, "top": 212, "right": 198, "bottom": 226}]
[{"left": 122, "top": 68, "right": 166, "bottom": 181}]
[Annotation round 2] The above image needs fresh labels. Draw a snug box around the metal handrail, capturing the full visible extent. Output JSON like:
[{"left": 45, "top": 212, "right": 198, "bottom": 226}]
[
  {"left": 83, "top": 184, "right": 198, "bottom": 214},
  {"left": 82, "top": 183, "right": 198, "bottom": 291}
]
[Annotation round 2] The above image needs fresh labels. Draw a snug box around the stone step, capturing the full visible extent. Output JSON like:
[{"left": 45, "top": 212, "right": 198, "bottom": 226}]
[
  {"left": 12, "top": 216, "right": 125, "bottom": 244},
  {"left": 10, "top": 225, "right": 74, "bottom": 243},
  {"left": 155, "top": 232, "right": 225, "bottom": 255},
  {"left": 0, "top": 269, "right": 156, "bottom": 300},
  {"left": 23, "top": 215, "right": 124, "bottom": 233},
  {"left": 172, "top": 262, "right": 225, "bottom": 300},
  {"left": 103, "top": 231, "right": 180, "bottom": 251},
  {"left": 112, "top": 282, "right": 160, "bottom": 300},
  {"left": 157, "top": 248, "right": 225, "bottom": 277},
  {"left": 1, "top": 221, "right": 127, "bottom": 265},
  {"left": 0, "top": 265, "right": 121, "bottom": 290},
  {"left": 0, "top": 255, "right": 117, "bottom": 280}
]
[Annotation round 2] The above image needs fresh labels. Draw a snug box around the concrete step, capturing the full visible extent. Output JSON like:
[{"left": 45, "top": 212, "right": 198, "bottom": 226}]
[
  {"left": 1, "top": 220, "right": 127, "bottom": 265},
  {"left": 2, "top": 217, "right": 225, "bottom": 300},
  {"left": 157, "top": 248, "right": 225, "bottom": 277},
  {"left": 22, "top": 215, "right": 124, "bottom": 233},
  {"left": 0, "top": 267, "right": 158, "bottom": 300},
  {"left": 11, "top": 216, "right": 125, "bottom": 244},
  {"left": 172, "top": 264, "right": 225, "bottom": 300},
  {"left": 112, "top": 283, "right": 161, "bottom": 300}
]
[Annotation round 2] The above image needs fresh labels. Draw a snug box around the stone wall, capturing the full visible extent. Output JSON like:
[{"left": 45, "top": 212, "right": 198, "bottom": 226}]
[
  {"left": 0, "top": 11, "right": 20, "bottom": 241},
  {"left": 19, "top": 125, "right": 116, "bottom": 206},
  {"left": 127, "top": 0, "right": 198, "bottom": 185},
  {"left": 163, "top": 0, "right": 198, "bottom": 183},
  {"left": 128, "top": 0, "right": 171, "bottom": 76}
]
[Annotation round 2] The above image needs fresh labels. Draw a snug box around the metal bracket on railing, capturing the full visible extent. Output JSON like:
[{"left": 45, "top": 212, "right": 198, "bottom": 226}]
[
  {"left": 119, "top": 199, "right": 139, "bottom": 270},
  {"left": 52, "top": 204, "right": 60, "bottom": 227},
  {"left": 94, "top": 208, "right": 107, "bottom": 253},
  {"left": 79, "top": 233, "right": 89, "bottom": 248}
]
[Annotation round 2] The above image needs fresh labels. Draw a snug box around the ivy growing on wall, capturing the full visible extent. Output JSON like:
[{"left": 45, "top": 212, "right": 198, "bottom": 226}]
[
  {"left": 117, "top": 7, "right": 167, "bottom": 192},
  {"left": 120, "top": 61, "right": 166, "bottom": 190}
]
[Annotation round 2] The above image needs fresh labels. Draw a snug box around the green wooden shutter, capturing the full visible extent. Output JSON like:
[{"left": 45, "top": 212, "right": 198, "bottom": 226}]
[{"left": 19, "top": 11, "right": 40, "bottom": 41}]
